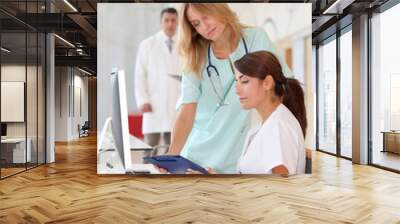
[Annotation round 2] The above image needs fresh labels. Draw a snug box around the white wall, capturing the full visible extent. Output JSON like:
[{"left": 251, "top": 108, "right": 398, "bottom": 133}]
[
  {"left": 55, "top": 67, "right": 68, "bottom": 141},
  {"left": 55, "top": 67, "right": 89, "bottom": 141},
  {"left": 1, "top": 65, "right": 26, "bottom": 142},
  {"left": 71, "top": 73, "right": 89, "bottom": 138},
  {"left": 370, "top": 4, "right": 400, "bottom": 153},
  {"left": 229, "top": 3, "right": 311, "bottom": 43},
  {"left": 1, "top": 64, "right": 46, "bottom": 163},
  {"left": 1, "top": 65, "right": 36, "bottom": 138},
  {"left": 97, "top": 3, "right": 169, "bottom": 138}
]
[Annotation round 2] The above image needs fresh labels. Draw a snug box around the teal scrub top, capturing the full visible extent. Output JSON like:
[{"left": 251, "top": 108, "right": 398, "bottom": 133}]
[{"left": 176, "top": 27, "right": 293, "bottom": 173}]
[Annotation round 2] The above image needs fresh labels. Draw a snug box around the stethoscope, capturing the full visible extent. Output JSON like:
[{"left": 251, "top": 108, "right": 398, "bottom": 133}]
[{"left": 206, "top": 37, "right": 248, "bottom": 107}]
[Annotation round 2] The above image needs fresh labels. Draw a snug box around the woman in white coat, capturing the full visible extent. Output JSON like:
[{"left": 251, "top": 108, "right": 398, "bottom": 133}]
[
  {"left": 234, "top": 51, "right": 307, "bottom": 175},
  {"left": 134, "top": 8, "right": 181, "bottom": 156},
  {"left": 188, "top": 51, "right": 307, "bottom": 175}
]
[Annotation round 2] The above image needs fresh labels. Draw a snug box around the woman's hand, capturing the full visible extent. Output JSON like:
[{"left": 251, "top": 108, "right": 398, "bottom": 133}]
[
  {"left": 185, "top": 167, "right": 216, "bottom": 174},
  {"left": 153, "top": 165, "right": 170, "bottom": 174}
]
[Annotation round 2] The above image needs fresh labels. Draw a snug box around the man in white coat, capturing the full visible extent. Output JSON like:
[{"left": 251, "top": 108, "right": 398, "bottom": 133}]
[{"left": 134, "top": 8, "right": 180, "bottom": 158}]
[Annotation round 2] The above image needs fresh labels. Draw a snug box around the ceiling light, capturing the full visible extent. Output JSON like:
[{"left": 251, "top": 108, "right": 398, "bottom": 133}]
[
  {"left": 1, "top": 47, "right": 11, "bottom": 53},
  {"left": 323, "top": 0, "right": 354, "bottom": 15},
  {"left": 63, "top": 0, "right": 78, "bottom": 12},
  {"left": 78, "top": 67, "right": 92, "bottom": 76},
  {"left": 54, "top": 34, "right": 75, "bottom": 48}
]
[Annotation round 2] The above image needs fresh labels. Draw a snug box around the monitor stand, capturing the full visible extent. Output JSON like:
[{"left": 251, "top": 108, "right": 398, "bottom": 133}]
[
  {"left": 98, "top": 117, "right": 160, "bottom": 174},
  {"left": 126, "top": 164, "right": 161, "bottom": 174}
]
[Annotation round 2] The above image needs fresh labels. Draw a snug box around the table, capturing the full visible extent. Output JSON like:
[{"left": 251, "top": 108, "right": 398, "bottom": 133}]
[
  {"left": 1, "top": 138, "right": 32, "bottom": 163},
  {"left": 381, "top": 131, "right": 400, "bottom": 154}
]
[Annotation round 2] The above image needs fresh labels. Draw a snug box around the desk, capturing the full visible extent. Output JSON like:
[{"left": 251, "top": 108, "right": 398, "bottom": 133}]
[
  {"left": 381, "top": 131, "right": 400, "bottom": 154},
  {"left": 1, "top": 138, "right": 31, "bottom": 163}
]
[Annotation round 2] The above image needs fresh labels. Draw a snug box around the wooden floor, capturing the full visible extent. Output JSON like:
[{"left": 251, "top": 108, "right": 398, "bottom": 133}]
[
  {"left": 1, "top": 135, "right": 400, "bottom": 223},
  {"left": 1, "top": 163, "right": 45, "bottom": 178}
]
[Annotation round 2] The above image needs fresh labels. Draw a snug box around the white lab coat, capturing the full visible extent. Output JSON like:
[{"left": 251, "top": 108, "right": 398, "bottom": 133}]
[
  {"left": 134, "top": 31, "right": 181, "bottom": 134},
  {"left": 237, "top": 104, "right": 306, "bottom": 175}
]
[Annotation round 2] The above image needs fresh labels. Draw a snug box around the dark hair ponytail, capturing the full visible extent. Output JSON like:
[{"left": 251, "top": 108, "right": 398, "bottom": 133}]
[
  {"left": 234, "top": 51, "right": 307, "bottom": 137},
  {"left": 282, "top": 78, "right": 307, "bottom": 137}
]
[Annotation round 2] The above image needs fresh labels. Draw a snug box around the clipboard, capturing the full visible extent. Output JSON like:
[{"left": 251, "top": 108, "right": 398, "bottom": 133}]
[
  {"left": 168, "top": 73, "right": 182, "bottom": 81},
  {"left": 142, "top": 155, "right": 209, "bottom": 174}
]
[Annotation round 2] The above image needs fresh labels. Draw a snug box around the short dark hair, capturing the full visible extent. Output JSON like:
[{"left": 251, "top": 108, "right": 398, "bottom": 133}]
[{"left": 160, "top": 7, "right": 178, "bottom": 19}]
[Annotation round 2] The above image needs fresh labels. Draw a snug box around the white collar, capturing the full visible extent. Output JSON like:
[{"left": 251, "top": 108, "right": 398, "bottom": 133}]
[{"left": 158, "top": 30, "right": 176, "bottom": 42}]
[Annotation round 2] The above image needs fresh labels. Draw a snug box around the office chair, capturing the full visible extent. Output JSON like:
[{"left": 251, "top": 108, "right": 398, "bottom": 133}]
[
  {"left": 305, "top": 149, "right": 312, "bottom": 174},
  {"left": 79, "top": 121, "right": 90, "bottom": 138}
]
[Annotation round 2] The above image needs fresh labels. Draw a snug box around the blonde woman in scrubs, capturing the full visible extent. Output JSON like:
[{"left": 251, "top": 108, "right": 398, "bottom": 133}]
[
  {"left": 234, "top": 51, "right": 307, "bottom": 175},
  {"left": 168, "top": 3, "right": 292, "bottom": 173}
]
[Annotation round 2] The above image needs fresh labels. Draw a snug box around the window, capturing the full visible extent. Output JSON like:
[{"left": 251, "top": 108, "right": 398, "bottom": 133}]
[
  {"left": 340, "top": 29, "right": 352, "bottom": 158},
  {"left": 317, "top": 37, "right": 337, "bottom": 154},
  {"left": 0, "top": 1, "right": 47, "bottom": 179},
  {"left": 371, "top": 2, "right": 400, "bottom": 171}
]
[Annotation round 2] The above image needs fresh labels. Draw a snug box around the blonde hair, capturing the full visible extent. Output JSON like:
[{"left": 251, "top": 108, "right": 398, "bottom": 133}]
[{"left": 178, "top": 3, "right": 244, "bottom": 79}]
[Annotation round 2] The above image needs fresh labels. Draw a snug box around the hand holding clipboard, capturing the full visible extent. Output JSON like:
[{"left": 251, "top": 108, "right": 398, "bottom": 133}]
[{"left": 143, "top": 155, "right": 209, "bottom": 174}]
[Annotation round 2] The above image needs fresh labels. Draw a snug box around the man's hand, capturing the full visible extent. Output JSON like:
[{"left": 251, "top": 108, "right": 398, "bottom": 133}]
[{"left": 140, "top": 103, "right": 152, "bottom": 113}]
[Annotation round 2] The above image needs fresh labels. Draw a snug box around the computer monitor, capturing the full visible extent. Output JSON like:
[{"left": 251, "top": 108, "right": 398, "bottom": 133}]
[
  {"left": 110, "top": 69, "right": 153, "bottom": 173},
  {"left": 1, "top": 123, "right": 7, "bottom": 137}
]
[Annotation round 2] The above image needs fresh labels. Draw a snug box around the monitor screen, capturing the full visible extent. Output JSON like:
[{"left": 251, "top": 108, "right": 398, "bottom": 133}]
[
  {"left": 97, "top": 69, "right": 153, "bottom": 174},
  {"left": 110, "top": 69, "right": 152, "bottom": 172},
  {"left": 1, "top": 123, "right": 7, "bottom": 137},
  {"left": 110, "top": 69, "right": 132, "bottom": 171}
]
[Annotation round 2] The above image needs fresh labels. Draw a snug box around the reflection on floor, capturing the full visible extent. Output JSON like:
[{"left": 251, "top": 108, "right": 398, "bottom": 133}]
[
  {"left": 0, "top": 162, "right": 41, "bottom": 178},
  {"left": 0, "top": 167, "right": 25, "bottom": 178},
  {"left": 341, "top": 147, "right": 352, "bottom": 158},
  {"left": 1, "top": 165, "right": 46, "bottom": 178},
  {"left": 373, "top": 150, "right": 400, "bottom": 171}
]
